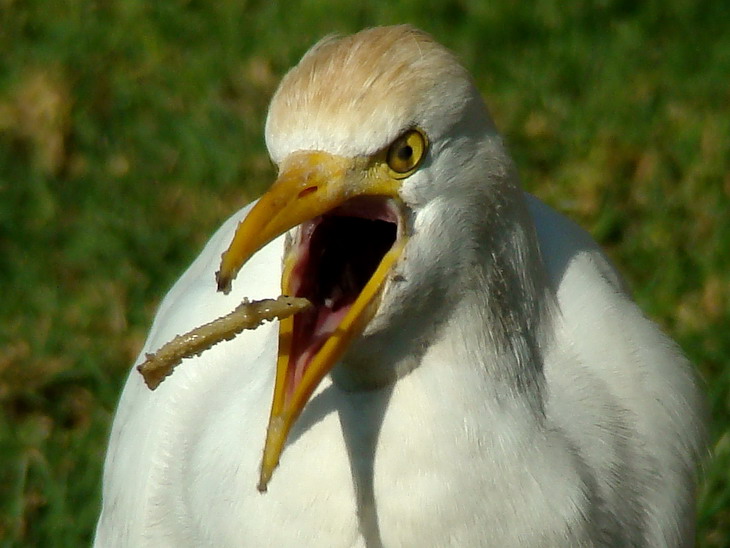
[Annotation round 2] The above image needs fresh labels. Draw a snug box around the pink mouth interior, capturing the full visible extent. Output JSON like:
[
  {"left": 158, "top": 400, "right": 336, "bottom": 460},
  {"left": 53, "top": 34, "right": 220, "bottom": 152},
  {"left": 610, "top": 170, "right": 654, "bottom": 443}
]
[{"left": 284, "top": 197, "right": 399, "bottom": 398}]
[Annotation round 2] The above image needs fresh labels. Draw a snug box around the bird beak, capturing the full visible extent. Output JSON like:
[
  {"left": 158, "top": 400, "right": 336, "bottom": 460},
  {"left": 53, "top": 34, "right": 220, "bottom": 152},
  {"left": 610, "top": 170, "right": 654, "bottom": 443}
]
[{"left": 216, "top": 150, "right": 406, "bottom": 492}]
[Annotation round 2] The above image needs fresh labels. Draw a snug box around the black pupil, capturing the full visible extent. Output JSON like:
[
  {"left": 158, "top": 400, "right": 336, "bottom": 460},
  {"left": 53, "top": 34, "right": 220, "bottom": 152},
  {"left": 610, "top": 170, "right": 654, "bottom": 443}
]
[{"left": 397, "top": 145, "right": 413, "bottom": 162}]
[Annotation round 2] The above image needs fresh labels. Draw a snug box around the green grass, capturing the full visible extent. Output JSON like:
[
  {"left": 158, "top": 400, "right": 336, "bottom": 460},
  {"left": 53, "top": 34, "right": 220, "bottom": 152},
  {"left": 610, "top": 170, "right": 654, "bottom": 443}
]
[{"left": 1, "top": 0, "right": 728, "bottom": 545}]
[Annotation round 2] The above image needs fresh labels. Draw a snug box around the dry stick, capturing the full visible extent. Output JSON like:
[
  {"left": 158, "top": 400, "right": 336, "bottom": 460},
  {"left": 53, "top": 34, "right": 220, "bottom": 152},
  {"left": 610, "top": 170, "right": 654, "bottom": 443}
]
[{"left": 137, "top": 296, "right": 312, "bottom": 390}]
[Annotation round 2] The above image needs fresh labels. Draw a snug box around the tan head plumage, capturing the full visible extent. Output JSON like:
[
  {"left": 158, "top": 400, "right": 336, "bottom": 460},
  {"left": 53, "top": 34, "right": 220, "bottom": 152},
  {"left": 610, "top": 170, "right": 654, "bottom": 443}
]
[{"left": 265, "top": 25, "right": 480, "bottom": 163}]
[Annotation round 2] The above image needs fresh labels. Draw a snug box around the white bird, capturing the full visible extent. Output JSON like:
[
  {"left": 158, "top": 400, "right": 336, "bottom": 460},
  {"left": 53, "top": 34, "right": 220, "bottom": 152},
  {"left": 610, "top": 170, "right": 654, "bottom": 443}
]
[{"left": 95, "top": 26, "right": 706, "bottom": 547}]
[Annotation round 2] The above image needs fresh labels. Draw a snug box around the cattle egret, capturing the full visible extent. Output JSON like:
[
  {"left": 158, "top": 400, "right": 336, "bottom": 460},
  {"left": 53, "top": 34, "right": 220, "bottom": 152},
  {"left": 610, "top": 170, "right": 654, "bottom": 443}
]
[{"left": 95, "top": 26, "right": 706, "bottom": 547}]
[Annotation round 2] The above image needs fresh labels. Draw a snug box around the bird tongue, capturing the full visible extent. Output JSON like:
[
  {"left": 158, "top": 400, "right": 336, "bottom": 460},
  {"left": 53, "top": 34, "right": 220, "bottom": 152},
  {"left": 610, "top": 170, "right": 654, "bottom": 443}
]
[
  {"left": 284, "top": 197, "right": 398, "bottom": 399},
  {"left": 288, "top": 303, "right": 350, "bottom": 395}
]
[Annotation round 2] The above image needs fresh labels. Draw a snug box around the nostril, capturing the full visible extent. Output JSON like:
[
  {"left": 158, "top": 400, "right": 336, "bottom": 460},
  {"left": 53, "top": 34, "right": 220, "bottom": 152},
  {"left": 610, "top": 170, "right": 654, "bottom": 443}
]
[{"left": 298, "top": 186, "right": 318, "bottom": 198}]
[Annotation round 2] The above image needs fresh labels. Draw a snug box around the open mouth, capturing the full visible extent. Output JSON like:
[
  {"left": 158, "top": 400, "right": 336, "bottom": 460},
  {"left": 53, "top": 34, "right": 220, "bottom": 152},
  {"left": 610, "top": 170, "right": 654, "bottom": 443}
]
[
  {"left": 283, "top": 196, "right": 400, "bottom": 399},
  {"left": 212, "top": 149, "right": 410, "bottom": 490}
]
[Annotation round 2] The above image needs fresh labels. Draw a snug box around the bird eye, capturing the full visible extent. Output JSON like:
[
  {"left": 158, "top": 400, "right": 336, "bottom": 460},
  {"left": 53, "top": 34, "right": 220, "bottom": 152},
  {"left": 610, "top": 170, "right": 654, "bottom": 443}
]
[{"left": 386, "top": 129, "right": 427, "bottom": 178}]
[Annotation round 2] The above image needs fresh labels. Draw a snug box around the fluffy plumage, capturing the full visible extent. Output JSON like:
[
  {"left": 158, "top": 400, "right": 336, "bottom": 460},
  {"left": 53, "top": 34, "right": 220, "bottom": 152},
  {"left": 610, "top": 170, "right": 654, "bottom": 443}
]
[{"left": 95, "top": 26, "right": 706, "bottom": 547}]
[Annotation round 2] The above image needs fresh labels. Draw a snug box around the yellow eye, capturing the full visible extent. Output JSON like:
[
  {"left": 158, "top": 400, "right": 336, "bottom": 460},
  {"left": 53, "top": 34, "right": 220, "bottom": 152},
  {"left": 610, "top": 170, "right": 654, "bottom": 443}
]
[{"left": 386, "top": 129, "right": 427, "bottom": 178}]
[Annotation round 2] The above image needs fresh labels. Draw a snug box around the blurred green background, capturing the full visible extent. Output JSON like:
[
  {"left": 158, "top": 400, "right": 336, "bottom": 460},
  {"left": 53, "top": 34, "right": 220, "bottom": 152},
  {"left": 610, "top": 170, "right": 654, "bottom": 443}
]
[{"left": 1, "top": 0, "right": 728, "bottom": 545}]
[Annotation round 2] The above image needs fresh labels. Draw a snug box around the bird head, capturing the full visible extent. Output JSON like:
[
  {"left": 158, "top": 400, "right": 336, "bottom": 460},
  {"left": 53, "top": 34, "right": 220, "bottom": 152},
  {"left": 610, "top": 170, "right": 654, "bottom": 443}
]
[{"left": 215, "top": 25, "right": 518, "bottom": 492}]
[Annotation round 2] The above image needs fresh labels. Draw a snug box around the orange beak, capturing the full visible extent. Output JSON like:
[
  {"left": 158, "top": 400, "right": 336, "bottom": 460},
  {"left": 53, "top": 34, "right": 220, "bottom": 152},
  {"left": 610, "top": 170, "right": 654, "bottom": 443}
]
[{"left": 216, "top": 150, "right": 406, "bottom": 491}]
